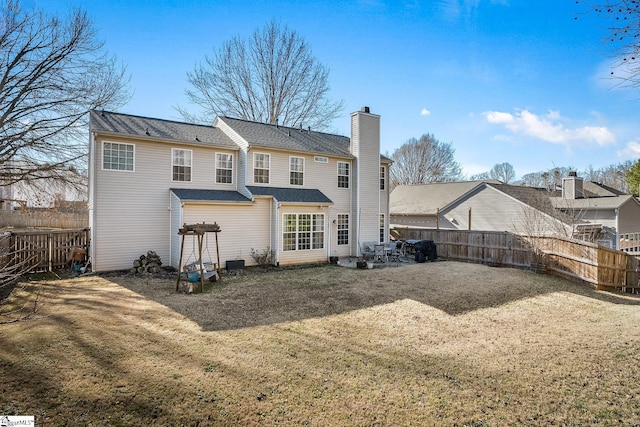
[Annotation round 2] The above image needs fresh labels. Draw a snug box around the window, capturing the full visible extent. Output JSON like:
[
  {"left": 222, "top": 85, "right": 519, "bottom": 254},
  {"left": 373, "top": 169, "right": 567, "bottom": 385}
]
[
  {"left": 253, "top": 153, "right": 270, "bottom": 184},
  {"left": 380, "top": 166, "right": 386, "bottom": 190},
  {"left": 283, "top": 213, "right": 324, "bottom": 251},
  {"left": 338, "top": 162, "right": 349, "bottom": 188},
  {"left": 172, "top": 148, "right": 192, "bottom": 182},
  {"left": 337, "top": 214, "right": 349, "bottom": 245},
  {"left": 314, "top": 156, "right": 328, "bottom": 163},
  {"left": 290, "top": 157, "right": 304, "bottom": 186},
  {"left": 103, "top": 142, "right": 134, "bottom": 171},
  {"left": 216, "top": 153, "right": 233, "bottom": 184},
  {"left": 380, "top": 214, "right": 385, "bottom": 243}
]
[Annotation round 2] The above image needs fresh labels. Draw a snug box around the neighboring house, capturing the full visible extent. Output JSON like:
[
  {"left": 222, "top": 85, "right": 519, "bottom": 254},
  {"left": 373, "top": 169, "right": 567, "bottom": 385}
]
[
  {"left": 390, "top": 174, "right": 640, "bottom": 250},
  {"left": 549, "top": 174, "right": 640, "bottom": 249},
  {"left": 88, "top": 107, "right": 391, "bottom": 272},
  {"left": 0, "top": 160, "right": 86, "bottom": 210}
]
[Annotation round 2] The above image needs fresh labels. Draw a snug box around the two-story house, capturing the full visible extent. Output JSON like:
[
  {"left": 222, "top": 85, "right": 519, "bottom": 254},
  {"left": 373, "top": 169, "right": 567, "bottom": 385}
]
[{"left": 88, "top": 107, "right": 391, "bottom": 272}]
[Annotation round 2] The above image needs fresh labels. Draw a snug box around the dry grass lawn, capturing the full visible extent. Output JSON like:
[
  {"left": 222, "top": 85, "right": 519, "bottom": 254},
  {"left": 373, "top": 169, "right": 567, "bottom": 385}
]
[{"left": 2, "top": 261, "right": 640, "bottom": 426}]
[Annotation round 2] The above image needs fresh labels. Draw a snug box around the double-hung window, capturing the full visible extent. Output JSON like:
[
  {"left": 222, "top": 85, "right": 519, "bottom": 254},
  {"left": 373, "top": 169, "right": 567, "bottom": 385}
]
[
  {"left": 337, "top": 214, "right": 349, "bottom": 245},
  {"left": 172, "top": 148, "right": 192, "bottom": 182},
  {"left": 283, "top": 213, "right": 324, "bottom": 251},
  {"left": 290, "top": 156, "right": 304, "bottom": 186},
  {"left": 103, "top": 142, "right": 134, "bottom": 171},
  {"left": 253, "top": 153, "right": 270, "bottom": 184},
  {"left": 380, "top": 166, "right": 386, "bottom": 190},
  {"left": 338, "top": 162, "right": 349, "bottom": 188},
  {"left": 216, "top": 153, "right": 233, "bottom": 184},
  {"left": 379, "top": 214, "right": 385, "bottom": 243}
]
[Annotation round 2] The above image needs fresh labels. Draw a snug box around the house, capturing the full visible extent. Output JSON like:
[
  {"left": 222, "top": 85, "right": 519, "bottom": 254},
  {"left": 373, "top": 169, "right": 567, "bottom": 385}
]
[
  {"left": 549, "top": 173, "right": 640, "bottom": 248},
  {"left": 390, "top": 174, "right": 640, "bottom": 250},
  {"left": 88, "top": 107, "right": 391, "bottom": 272}
]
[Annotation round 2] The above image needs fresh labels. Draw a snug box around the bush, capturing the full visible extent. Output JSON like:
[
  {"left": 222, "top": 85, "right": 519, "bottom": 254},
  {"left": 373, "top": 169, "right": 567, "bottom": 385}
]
[{"left": 250, "top": 247, "right": 276, "bottom": 268}]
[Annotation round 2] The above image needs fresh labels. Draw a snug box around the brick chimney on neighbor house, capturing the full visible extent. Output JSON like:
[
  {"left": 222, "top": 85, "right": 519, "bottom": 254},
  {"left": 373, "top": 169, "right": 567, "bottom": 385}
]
[{"left": 562, "top": 171, "right": 584, "bottom": 199}]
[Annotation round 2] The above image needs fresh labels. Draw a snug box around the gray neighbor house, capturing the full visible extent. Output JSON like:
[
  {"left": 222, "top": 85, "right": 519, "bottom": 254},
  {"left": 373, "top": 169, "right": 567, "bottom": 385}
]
[{"left": 390, "top": 174, "right": 640, "bottom": 251}]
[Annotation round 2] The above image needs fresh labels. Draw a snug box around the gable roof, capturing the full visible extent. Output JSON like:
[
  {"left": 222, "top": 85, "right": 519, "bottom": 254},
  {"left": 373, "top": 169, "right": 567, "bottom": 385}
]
[
  {"left": 246, "top": 186, "right": 333, "bottom": 204},
  {"left": 390, "top": 181, "right": 500, "bottom": 215},
  {"left": 549, "top": 194, "right": 638, "bottom": 210},
  {"left": 171, "top": 188, "right": 252, "bottom": 203},
  {"left": 90, "top": 110, "right": 238, "bottom": 149},
  {"left": 583, "top": 181, "right": 626, "bottom": 197},
  {"left": 217, "top": 116, "right": 353, "bottom": 158}
]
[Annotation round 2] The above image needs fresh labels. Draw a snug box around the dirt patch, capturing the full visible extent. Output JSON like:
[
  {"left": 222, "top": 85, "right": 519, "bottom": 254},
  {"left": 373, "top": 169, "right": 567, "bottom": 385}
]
[{"left": 2, "top": 261, "right": 640, "bottom": 425}]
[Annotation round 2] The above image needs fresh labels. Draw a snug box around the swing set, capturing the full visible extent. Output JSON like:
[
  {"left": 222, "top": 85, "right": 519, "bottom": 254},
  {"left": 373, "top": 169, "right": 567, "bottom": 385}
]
[{"left": 176, "top": 222, "right": 222, "bottom": 293}]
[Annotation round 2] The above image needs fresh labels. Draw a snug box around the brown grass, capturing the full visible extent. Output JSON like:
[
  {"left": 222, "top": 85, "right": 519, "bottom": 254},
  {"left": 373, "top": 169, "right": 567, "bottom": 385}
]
[{"left": 2, "top": 261, "right": 640, "bottom": 426}]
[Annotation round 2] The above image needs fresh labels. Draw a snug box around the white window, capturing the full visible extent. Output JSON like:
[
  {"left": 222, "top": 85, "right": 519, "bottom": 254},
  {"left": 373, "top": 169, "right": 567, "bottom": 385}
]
[
  {"left": 337, "top": 214, "right": 349, "bottom": 245},
  {"left": 338, "top": 162, "right": 349, "bottom": 188},
  {"left": 290, "top": 156, "right": 304, "bottom": 186},
  {"left": 380, "top": 214, "right": 385, "bottom": 243},
  {"left": 380, "top": 166, "right": 386, "bottom": 190},
  {"left": 216, "top": 153, "right": 233, "bottom": 184},
  {"left": 314, "top": 156, "right": 328, "bottom": 163},
  {"left": 283, "top": 213, "right": 324, "bottom": 251},
  {"left": 253, "top": 153, "right": 270, "bottom": 184},
  {"left": 103, "top": 142, "right": 134, "bottom": 171},
  {"left": 172, "top": 148, "right": 192, "bottom": 182}
]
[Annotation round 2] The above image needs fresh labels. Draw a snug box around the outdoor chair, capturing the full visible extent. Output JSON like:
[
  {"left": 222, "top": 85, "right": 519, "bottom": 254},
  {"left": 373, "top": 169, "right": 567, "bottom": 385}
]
[
  {"left": 374, "top": 244, "right": 387, "bottom": 263},
  {"left": 360, "top": 241, "right": 376, "bottom": 260},
  {"left": 388, "top": 241, "right": 403, "bottom": 264}
]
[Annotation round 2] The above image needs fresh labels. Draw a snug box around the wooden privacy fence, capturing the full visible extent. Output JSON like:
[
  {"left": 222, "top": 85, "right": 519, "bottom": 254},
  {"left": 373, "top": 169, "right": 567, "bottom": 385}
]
[
  {"left": 0, "top": 210, "right": 88, "bottom": 229},
  {"left": 3, "top": 228, "right": 90, "bottom": 273},
  {"left": 391, "top": 227, "right": 640, "bottom": 293}
]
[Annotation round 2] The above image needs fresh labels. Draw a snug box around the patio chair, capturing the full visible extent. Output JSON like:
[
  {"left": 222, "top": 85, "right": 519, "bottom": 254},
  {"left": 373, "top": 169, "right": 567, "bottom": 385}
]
[
  {"left": 388, "top": 241, "right": 403, "bottom": 264},
  {"left": 374, "top": 244, "right": 387, "bottom": 263},
  {"left": 360, "top": 241, "right": 376, "bottom": 260}
]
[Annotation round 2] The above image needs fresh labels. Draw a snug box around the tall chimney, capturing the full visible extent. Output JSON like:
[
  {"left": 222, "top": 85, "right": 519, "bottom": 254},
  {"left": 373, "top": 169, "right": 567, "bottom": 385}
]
[{"left": 562, "top": 172, "right": 583, "bottom": 199}]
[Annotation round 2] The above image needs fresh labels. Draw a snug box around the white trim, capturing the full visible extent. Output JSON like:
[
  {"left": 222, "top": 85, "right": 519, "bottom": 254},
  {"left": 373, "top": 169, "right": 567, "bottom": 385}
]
[
  {"left": 289, "top": 156, "right": 305, "bottom": 186},
  {"left": 215, "top": 152, "right": 234, "bottom": 184},
  {"left": 253, "top": 152, "right": 271, "bottom": 184}
]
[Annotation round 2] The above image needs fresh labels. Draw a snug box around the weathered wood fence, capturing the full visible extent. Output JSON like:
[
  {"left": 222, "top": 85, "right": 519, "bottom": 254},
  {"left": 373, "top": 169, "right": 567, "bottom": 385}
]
[
  {"left": 2, "top": 228, "right": 90, "bottom": 273},
  {"left": 391, "top": 227, "right": 640, "bottom": 293},
  {"left": 0, "top": 210, "right": 88, "bottom": 229}
]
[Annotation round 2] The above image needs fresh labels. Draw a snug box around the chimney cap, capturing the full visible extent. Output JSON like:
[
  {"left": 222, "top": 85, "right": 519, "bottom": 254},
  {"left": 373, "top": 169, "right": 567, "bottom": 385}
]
[
  {"left": 361, "top": 106, "right": 370, "bottom": 113},
  {"left": 568, "top": 171, "right": 577, "bottom": 177}
]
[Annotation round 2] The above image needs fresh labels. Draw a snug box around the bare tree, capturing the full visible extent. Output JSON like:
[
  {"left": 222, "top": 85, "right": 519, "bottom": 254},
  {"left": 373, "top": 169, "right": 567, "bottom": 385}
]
[
  {"left": 0, "top": 0, "right": 129, "bottom": 193},
  {"left": 470, "top": 162, "right": 516, "bottom": 183},
  {"left": 179, "top": 20, "right": 344, "bottom": 130},
  {"left": 388, "top": 134, "right": 463, "bottom": 186},
  {"left": 577, "top": 1, "right": 640, "bottom": 89}
]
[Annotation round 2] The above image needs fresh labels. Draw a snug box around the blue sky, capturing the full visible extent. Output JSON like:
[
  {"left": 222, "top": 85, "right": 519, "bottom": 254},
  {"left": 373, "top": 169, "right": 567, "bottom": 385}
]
[{"left": 34, "top": 0, "right": 640, "bottom": 179}]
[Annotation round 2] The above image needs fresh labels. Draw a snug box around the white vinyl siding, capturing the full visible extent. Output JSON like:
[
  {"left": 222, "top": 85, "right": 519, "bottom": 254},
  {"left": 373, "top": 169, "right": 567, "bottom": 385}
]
[
  {"left": 92, "top": 136, "right": 236, "bottom": 272},
  {"left": 103, "top": 142, "right": 134, "bottom": 171},
  {"left": 180, "top": 198, "right": 271, "bottom": 269},
  {"left": 172, "top": 148, "right": 192, "bottom": 182}
]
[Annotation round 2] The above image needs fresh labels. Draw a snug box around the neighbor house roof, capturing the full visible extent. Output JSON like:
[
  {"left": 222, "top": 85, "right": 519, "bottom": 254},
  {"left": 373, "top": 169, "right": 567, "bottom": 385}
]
[
  {"left": 549, "top": 194, "right": 638, "bottom": 210},
  {"left": 171, "top": 188, "right": 252, "bottom": 203},
  {"left": 90, "top": 110, "right": 238, "bottom": 149},
  {"left": 217, "top": 116, "right": 353, "bottom": 158},
  {"left": 583, "top": 181, "right": 626, "bottom": 197},
  {"left": 390, "top": 180, "right": 500, "bottom": 215},
  {"left": 246, "top": 186, "right": 333, "bottom": 204}
]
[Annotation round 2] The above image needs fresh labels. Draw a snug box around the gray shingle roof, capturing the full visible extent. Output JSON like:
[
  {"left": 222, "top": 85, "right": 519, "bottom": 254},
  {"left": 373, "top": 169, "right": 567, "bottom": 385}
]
[
  {"left": 218, "top": 116, "right": 353, "bottom": 157},
  {"left": 90, "top": 110, "right": 238, "bottom": 149},
  {"left": 247, "top": 186, "right": 333, "bottom": 204},
  {"left": 171, "top": 188, "right": 252, "bottom": 203}
]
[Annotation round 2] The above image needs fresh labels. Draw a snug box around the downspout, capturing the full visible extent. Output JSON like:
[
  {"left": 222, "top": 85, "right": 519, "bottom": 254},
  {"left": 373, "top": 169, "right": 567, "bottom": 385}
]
[{"left": 616, "top": 207, "right": 620, "bottom": 250}]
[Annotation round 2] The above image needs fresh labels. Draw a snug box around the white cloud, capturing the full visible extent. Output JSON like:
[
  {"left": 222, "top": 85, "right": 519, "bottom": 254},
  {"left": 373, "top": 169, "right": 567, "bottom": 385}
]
[
  {"left": 483, "top": 109, "right": 615, "bottom": 147},
  {"left": 617, "top": 140, "right": 640, "bottom": 159},
  {"left": 420, "top": 108, "right": 431, "bottom": 116}
]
